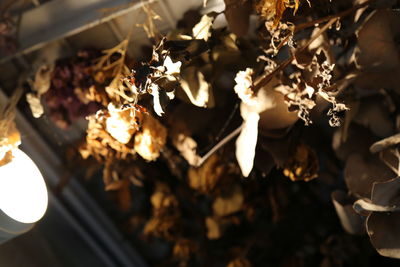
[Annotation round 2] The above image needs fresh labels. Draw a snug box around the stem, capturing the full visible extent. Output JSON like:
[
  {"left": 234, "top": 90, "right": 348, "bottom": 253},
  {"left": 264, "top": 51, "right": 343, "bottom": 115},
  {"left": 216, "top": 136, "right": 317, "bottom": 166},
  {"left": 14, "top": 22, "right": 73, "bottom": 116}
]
[
  {"left": 198, "top": 102, "right": 239, "bottom": 155},
  {"left": 294, "top": 0, "right": 376, "bottom": 32},
  {"left": 215, "top": 102, "right": 239, "bottom": 142},
  {"left": 0, "top": 86, "right": 24, "bottom": 139},
  {"left": 253, "top": 0, "right": 377, "bottom": 91},
  {"left": 195, "top": 124, "right": 243, "bottom": 167},
  {"left": 274, "top": 32, "right": 293, "bottom": 54},
  {"left": 254, "top": 18, "right": 338, "bottom": 91}
]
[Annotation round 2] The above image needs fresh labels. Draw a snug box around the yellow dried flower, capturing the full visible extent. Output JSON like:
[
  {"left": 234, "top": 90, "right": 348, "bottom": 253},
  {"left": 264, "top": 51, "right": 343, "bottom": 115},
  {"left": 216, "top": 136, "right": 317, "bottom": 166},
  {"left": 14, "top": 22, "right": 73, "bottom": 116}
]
[{"left": 134, "top": 114, "right": 167, "bottom": 161}]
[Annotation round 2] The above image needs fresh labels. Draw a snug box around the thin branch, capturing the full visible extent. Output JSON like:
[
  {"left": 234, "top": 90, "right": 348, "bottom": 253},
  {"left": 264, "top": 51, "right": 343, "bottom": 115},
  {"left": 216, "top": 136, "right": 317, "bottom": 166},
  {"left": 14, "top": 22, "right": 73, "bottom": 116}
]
[
  {"left": 0, "top": 86, "right": 24, "bottom": 140},
  {"left": 214, "top": 102, "right": 239, "bottom": 142},
  {"left": 254, "top": 18, "right": 338, "bottom": 91},
  {"left": 253, "top": 0, "right": 376, "bottom": 91},
  {"left": 195, "top": 124, "right": 243, "bottom": 167},
  {"left": 273, "top": 30, "right": 294, "bottom": 54},
  {"left": 199, "top": 102, "right": 240, "bottom": 156},
  {"left": 294, "top": 0, "right": 376, "bottom": 32}
]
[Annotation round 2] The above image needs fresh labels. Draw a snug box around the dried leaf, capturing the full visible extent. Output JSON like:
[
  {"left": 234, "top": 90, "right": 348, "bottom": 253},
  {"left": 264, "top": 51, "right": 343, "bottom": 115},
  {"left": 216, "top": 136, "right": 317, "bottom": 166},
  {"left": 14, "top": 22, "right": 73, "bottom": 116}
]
[
  {"left": 117, "top": 179, "right": 132, "bottom": 211},
  {"left": 211, "top": 33, "right": 241, "bottom": 64},
  {"left": 370, "top": 133, "right": 400, "bottom": 154},
  {"left": 151, "top": 183, "right": 179, "bottom": 211},
  {"left": 80, "top": 105, "right": 147, "bottom": 162},
  {"left": 120, "top": 41, "right": 183, "bottom": 117},
  {"left": 332, "top": 124, "right": 375, "bottom": 161},
  {"left": 355, "top": 10, "right": 400, "bottom": 72},
  {"left": 172, "top": 239, "right": 197, "bottom": 262},
  {"left": 277, "top": 48, "right": 346, "bottom": 126},
  {"left": 105, "top": 178, "right": 125, "bottom": 191},
  {"left": 256, "top": 0, "right": 300, "bottom": 27},
  {"left": 371, "top": 177, "right": 400, "bottom": 208},
  {"left": 276, "top": 82, "right": 316, "bottom": 126},
  {"left": 354, "top": 177, "right": 400, "bottom": 213},
  {"left": 353, "top": 96, "right": 394, "bottom": 138},
  {"left": 235, "top": 74, "right": 297, "bottom": 173},
  {"left": 224, "top": 0, "right": 252, "bottom": 37},
  {"left": 164, "top": 39, "right": 209, "bottom": 62},
  {"left": 206, "top": 216, "right": 222, "bottom": 239},
  {"left": 144, "top": 183, "right": 181, "bottom": 240},
  {"left": 265, "top": 21, "right": 295, "bottom": 55},
  {"left": 259, "top": 134, "right": 291, "bottom": 166},
  {"left": 353, "top": 9, "right": 400, "bottom": 92},
  {"left": 254, "top": 146, "right": 275, "bottom": 175},
  {"left": 163, "top": 56, "right": 182, "bottom": 76},
  {"left": 188, "top": 154, "right": 225, "bottom": 194},
  {"left": 106, "top": 103, "right": 140, "bottom": 144},
  {"left": 192, "top": 14, "right": 214, "bottom": 41},
  {"left": 367, "top": 212, "right": 400, "bottom": 259},
  {"left": 227, "top": 258, "right": 252, "bottom": 267},
  {"left": 179, "top": 66, "right": 213, "bottom": 108},
  {"left": 174, "top": 134, "right": 201, "bottom": 166},
  {"left": 331, "top": 190, "right": 365, "bottom": 235},
  {"left": 143, "top": 216, "right": 180, "bottom": 240},
  {"left": 344, "top": 153, "right": 394, "bottom": 198},
  {"left": 235, "top": 71, "right": 297, "bottom": 130},
  {"left": 213, "top": 185, "right": 244, "bottom": 217},
  {"left": 259, "top": 86, "right": 298, "bottom": 130},
  {"left": 134, "top": 114, "right": 167, "bottom": 161}
]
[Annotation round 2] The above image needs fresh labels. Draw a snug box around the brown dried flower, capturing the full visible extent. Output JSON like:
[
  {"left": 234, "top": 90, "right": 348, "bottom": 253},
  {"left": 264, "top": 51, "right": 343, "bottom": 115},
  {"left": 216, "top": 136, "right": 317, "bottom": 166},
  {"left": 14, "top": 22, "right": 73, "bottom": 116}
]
[
  {"left": 283, "top": 143, "right": 319, "bottom": 182},
  {"left": 134, "top": 112, "right": 167, "bottom": 161},
  {"left": 256, "top": 0, "right": 300, "bottom": 27}
]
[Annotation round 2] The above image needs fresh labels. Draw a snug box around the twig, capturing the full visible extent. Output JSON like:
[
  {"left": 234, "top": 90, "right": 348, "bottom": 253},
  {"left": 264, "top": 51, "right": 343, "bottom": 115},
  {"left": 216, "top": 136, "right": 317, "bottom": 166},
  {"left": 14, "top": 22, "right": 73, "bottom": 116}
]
[
  {"left": 294, "top": 0, "right": 376, "bottom": 32},
  {"left": 0, "top": 86, "right": 24, "bottom": 139},
  {"left": 195, "top": 124, "right": 243, "bottom": 167},
  {"left": 254, "top": 0, "right": 376, "bottom": 91},
  {"left": 215, "top": 102, "right": 239, "bottom": 142},
  {"left": 274, "top": 31, "right": 294, "bottom": 53},
  {"left": 254, "top": 18, "right": 338, "bottom": 91},
  {"left": 198, "top": 102, "right": 240, "bottom": 155}
]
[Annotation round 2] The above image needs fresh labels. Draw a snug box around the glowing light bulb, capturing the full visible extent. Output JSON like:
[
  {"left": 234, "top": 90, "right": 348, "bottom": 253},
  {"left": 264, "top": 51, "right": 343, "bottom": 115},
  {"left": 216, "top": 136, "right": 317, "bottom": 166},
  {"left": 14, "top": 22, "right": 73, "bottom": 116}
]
[{"left": 0, "top": 149, "right": 48, "bottom": 224}]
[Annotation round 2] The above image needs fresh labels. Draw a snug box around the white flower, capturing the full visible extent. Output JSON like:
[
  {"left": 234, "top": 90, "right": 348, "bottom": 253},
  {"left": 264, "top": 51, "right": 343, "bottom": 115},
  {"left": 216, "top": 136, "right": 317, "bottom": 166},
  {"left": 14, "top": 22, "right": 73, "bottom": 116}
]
[{"left": 234, "top": 68, "right": 257, "bottom": 106}]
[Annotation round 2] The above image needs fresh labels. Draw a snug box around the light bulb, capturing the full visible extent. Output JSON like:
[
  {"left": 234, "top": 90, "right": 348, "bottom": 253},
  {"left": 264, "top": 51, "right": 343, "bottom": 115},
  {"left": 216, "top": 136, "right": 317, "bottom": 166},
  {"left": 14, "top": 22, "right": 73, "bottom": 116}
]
[{"left": 0, "top": 149, "right": 48, "bottom": 224}]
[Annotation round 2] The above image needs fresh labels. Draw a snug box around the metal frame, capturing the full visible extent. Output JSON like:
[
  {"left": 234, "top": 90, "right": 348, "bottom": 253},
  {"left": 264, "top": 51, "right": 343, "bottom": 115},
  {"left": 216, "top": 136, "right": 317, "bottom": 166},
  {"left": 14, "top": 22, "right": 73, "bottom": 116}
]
[{"left": 1, "top": 0, "right": 157, "bottom": 64}]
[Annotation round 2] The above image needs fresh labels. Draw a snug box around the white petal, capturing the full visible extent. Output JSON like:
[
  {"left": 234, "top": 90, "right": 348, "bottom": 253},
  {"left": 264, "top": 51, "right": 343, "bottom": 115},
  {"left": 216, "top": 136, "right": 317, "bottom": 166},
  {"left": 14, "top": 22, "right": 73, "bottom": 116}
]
[
  {"left": 150, "top": 85, "right": 164, "bottom": 116},
  {"left": 236, "top": 111, "right": 259, "bottom": 177},
  {"left": 164, "top": 56, "right": 182, "bottom": 75},
  {"left": 192, "top": 15, "right": 214, "bottom": 40}
]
